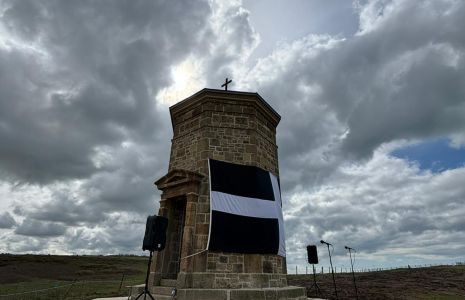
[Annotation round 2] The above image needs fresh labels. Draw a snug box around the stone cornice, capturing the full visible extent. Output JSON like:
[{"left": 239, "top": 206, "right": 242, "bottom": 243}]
[
  {"left": 169, "top": 89, "right": 281, "bottom": 130},
  {"left": 155, "top": 169, "right": 204, "bottom": 191}
]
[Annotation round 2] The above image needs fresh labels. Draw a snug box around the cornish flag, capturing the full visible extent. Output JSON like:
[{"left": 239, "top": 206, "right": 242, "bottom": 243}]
[{"left": 207, "top": 159, "right": 286, "bottom": 257}]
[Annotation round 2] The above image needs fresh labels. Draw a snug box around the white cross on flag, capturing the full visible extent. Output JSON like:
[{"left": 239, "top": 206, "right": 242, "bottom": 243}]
[{"left": 207, "top": 159, "right": 286, "bottom": 257}]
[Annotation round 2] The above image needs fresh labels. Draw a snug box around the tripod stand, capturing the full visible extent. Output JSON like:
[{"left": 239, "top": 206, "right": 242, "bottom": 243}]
[
  {"left": 134, "top": 250, "right": 155, "bottom": 300},
  {"left": 308, "top": 264, "right": 322, "bottom": 297}
]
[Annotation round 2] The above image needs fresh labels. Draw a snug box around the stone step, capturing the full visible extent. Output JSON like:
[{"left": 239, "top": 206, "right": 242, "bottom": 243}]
[
  {"left": 93, "top": 297, "right": 128, "bottom": 300},
  {"left": 126, "top": 283, "right": 176, "bottom": 299},
  {"left": 126, "top": 283, "right": 144, "bottom": 296},
  {"left": 127, "top": 285, "right": 312, "bottom": 300},
  {"left": 152, "top": 296, "right": 172, "bottom": 300},
  {"left": 153, "top": 285, "right": 176, "bottom": 295},
  {"left": 160, "top": 279, "right": 177, "bottom": 287},
  {"left": 129, "top": 294, "right": 172, "bottom": 300}
]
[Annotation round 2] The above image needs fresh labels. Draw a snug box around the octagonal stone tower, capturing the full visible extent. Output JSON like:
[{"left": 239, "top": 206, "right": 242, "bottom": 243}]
[{"left": 150, "top": 88, "right": 306, "bottom": 299}]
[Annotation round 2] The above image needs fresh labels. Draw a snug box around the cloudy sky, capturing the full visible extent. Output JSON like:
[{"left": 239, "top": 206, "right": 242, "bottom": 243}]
[{"left": 1, "top": 0, "right": 465, "bottom": 272}]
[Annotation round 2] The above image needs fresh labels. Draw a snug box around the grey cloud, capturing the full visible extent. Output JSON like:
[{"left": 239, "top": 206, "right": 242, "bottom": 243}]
[
  {"left": 0, "top": 0, "right": 211, "bottom": 184},
  {"left": 1, "top": 0, "right": 259, "bottom": 255},
  {"left": 18, "top": 142, "right": 168, "bottom": 227},
  {"left": 101, "top": 216, "right": 147, "bottom": 253},
  {"left": 2, "top": 0, "right": 465, "bottom": 269},
  {"left": 15, "top": 219, "right": 67, "bottom": 237},
  {"left": 64, "top": 228, "right": 111, "bottom": 254},
  {"left": 0, "top": 0, "right": 216, "bottom": 253},
  {"left": 82, "top": 169, "right": 158, "bottom": 214},
  {"left": 243, "top": 0, "right": 465, "bottom": 189},
  {"left": 78, "top": 141, "right": 169, "bottom": 215},
  {"left": 0, "top": 212, "right": 16, "bottom": 228},
  {"left": 320, "top": 1, "right": 465, "bottom": 158},
  {"left": 63, "top": 213, "right": 146, "bottom": 254},
  {"left": 1, "top": 235, "right": 48, "bottom": 253},
  {"left": 282, "top": 154, "right": 465, "bottom": 267},
  {"left": 28, "top": 195, "right": 105, "bottom": 226},
  {"left": 201, "top": 2, "right": 259, "bottom": 87}
]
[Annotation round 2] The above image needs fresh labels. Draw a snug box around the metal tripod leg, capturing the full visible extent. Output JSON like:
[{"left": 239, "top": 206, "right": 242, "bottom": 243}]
[
  {"left": 134, "top": 251, "right": 156, "bottom": 300},
  {"left": 308, "top": 264, "right": 321, "bottom": 297}
]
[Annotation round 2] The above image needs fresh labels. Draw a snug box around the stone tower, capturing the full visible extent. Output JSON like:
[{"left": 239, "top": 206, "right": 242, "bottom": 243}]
[{"left": 151, "top": 89, "right": 306, "bottom": 299}]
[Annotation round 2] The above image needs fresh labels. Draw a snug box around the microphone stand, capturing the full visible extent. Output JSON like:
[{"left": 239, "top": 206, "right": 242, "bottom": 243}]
[
  {"left": 346, "top": 246, "right": 359, "bottom": 300},
  {"left": 321, "top": 240, "right": 338, "bottom": 300}
]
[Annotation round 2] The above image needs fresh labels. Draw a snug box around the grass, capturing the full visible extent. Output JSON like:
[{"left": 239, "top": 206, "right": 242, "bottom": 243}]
[
  {"left": 0, "top": 254, "right": 147, "bottom": 300},
  {"left": 288, "top": 265, "right": 465, "bottom": 300},
  {"left": 2, "top": 254, "right": 464, "bottom": 300},
  {"left": 421, "top": 295, "right": 465, "bottom": 300}
]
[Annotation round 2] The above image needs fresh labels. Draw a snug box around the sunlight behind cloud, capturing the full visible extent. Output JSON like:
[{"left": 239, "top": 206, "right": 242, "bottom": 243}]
[{"left": 156, "top": 56, "right": 205, "bottom": 106}]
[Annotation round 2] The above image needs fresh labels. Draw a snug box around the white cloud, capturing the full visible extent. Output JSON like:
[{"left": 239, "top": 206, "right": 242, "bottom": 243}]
[
  {"left": 0, "top": 0, "right": 464, "bottom": 271},
  {"left": 15, "top": 219, "right": 67, "bottom": 237},
  {"left": 236, "top": 0, "right": 465, "bottom": 270},
  {"left": 156, "top": 56, "right": 206, "bottom": 106},
  {"left": 450, "top": 133, "right": 465, "bottom": 149},
  {"left": 284, "top": 147, "right": 465, "bottom": 270}
]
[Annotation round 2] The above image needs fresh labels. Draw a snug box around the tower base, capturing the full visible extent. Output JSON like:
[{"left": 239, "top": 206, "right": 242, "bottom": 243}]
[{"left": 130, "top": 285, "right": 308, "bottom": 300}]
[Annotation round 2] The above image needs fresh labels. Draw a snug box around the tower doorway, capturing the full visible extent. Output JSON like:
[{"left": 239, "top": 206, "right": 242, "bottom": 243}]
[{"left": 161, "top": 196, "right": 186, "bottom": 279}]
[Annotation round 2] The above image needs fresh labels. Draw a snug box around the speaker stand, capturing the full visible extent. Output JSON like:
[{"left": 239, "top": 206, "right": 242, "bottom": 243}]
[
  {"left": 134, "top": 251, "right": 155, "bottom": 300},
  {"left": 308, "top": 264, "right": 321, "bottom": 298}
]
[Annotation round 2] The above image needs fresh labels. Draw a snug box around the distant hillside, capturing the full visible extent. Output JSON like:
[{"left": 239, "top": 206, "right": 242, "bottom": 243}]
[{"left": 288, "top": 265, "right": 465, "bottom": 300}]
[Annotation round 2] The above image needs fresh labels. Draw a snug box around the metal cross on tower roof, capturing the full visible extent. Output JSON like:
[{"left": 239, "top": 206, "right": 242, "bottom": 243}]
[{"left": 221, "top": 78, "right": 232, "bottom": 91}]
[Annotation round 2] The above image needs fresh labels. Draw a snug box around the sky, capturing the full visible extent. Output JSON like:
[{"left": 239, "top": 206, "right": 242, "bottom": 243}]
[{"left": 0, "top": 0, "right": 465, "bottom": 273}]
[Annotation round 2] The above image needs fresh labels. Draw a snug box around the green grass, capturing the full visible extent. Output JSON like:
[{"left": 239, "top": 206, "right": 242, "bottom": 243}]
[
  {"left": 420, "top": 294, "right": 465, "bottom": 300},
  {"left": 0, "top": 254, "right": 148, "bottom": 300},
  {"left": 2, "top": 255, "right": 465, "bottom": 300}
]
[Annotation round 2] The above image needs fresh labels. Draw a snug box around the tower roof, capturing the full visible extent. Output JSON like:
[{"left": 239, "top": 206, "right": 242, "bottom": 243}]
[{"left": 169, "top": 88, "right": 281, "bottom": 128}]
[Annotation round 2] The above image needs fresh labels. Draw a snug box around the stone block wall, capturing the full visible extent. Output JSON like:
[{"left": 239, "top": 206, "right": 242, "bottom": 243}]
[
  {"left": 168, "top": 99, "right": 279, "bottom": 175},
  {"left": 161, "top": 89, "right": 286, "bottom": 288}
]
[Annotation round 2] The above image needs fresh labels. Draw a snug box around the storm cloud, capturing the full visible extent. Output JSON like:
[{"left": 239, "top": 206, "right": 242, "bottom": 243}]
[{"left": 0, "top": 0, "right": 464, "bottom": 271}]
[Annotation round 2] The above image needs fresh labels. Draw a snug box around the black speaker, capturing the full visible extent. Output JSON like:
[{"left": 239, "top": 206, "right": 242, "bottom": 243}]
[
  {"left": 142, "top": 215, "right": 168, "bottom": 251},
  {"left": 307, "top": 245, "right": 318, "bottom": 264}
]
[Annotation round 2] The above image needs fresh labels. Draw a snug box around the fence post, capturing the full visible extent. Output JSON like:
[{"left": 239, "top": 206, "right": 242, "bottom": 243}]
[
  {"left": 63, "top": 279, "right": 76, "bottom": 299},
  {"left": 118, "top": 274, "right": 125, "bottom": 293}
]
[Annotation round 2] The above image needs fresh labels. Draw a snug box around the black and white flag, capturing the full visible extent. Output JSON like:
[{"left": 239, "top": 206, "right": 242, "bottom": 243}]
[{"left": 207, "top": 159, "right": 286, "bottom": 257}]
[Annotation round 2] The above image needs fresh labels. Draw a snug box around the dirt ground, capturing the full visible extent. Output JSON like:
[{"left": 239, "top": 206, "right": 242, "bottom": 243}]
[{"left": 288, "top": 265, "right": 465, "bottom": 300}]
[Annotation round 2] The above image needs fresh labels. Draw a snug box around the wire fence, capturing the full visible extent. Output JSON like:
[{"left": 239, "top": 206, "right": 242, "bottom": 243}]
[
  {"left": 291, "top": 261, "right": 465, "bottom": 275},
  {"left": 0, "top": 277, "right": 141, "bottom": 300},
  {"left": 2, "top": 262, "right": 464, "bottom": 298}
]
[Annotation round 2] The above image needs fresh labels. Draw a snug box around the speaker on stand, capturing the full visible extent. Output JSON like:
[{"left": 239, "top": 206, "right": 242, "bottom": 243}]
[
  {"left": 306, "top": 245, "right": 321, "bottom": 297},
  {"left": 135, "top": 215, "right": 169, "bottom": 300}
]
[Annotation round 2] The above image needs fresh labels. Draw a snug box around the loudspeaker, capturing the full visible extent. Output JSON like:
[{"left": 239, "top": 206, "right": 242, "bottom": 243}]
[
  {"left": 307, "top": 245, "right": 318, "bottom": 264},
  {"left": 142, "top": 215, "right": 168, "bottom": 251}
]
